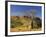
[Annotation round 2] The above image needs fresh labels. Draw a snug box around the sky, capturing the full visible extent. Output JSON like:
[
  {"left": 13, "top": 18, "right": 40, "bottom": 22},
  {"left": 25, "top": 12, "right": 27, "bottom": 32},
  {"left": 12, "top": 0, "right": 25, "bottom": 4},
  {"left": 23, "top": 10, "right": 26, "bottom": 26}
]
[{"left": 10, "top": 5, "right": 42, "bottom": 18}]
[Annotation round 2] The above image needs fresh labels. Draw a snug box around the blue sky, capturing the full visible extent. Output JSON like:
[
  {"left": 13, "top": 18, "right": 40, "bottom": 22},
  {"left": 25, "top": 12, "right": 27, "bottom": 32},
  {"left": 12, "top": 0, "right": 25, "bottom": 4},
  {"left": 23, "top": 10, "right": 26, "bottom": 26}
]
[{"left": 10, "top": 5, "right": 42, "bottom": 18}]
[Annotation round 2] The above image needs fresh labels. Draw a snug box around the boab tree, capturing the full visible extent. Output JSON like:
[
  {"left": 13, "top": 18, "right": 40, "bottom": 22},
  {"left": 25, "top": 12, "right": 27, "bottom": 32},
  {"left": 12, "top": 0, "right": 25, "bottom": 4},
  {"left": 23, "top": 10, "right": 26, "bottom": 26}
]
[
  {"left": 24, "top": 10, "right": 36, "bottom": 30},
  {"left": 30, "top": 10, "right": 42, "bottom": 29},
  {"left": 30, "top": 10, "right": 36, "bottom": 29}
]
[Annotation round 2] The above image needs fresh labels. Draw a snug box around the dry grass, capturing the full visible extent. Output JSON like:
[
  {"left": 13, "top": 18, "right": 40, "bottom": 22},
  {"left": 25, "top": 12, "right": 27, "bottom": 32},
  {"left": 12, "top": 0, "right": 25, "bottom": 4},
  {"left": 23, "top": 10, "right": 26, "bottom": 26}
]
[
  {"left": 10, "top": 26, "right": 41, "bottom": 32},
  {"left": 10, "top": 16, "right": 42, "bottom": 32}
]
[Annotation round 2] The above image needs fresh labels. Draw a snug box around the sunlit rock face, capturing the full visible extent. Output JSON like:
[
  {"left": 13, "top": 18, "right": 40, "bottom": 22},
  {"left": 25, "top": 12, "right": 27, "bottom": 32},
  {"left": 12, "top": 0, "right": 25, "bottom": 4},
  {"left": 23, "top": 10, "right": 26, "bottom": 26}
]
[{"left": 31, "top": 17, "right": 42, "bottom": 29}]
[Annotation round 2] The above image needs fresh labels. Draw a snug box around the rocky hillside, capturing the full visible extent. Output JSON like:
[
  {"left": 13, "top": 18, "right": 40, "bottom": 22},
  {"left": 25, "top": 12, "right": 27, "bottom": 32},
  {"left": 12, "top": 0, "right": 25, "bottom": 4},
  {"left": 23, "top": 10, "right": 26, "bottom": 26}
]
[{"left": 10, "top": 16, "right": 42, "bottom": 32}]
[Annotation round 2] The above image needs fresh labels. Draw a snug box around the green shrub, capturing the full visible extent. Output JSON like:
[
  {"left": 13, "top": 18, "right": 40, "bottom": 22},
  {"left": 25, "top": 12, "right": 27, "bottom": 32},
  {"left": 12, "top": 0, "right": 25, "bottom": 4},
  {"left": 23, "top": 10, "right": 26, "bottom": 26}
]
[{"left": 11, "top": 18, "right": 23, "bottom": 28}]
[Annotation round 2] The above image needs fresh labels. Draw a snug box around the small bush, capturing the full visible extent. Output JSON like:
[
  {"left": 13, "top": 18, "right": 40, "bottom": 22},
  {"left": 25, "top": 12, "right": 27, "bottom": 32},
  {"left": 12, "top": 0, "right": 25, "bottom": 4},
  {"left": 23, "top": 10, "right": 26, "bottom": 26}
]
[{"left": 11, "top": 18, "right": 23, "bottom": 28}]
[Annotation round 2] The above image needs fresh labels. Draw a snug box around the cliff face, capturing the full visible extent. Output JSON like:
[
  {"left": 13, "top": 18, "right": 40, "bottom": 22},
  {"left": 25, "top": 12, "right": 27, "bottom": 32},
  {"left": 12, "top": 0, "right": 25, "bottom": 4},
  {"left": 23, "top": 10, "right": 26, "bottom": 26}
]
[{"left": 11, "top": 16, "right": 41, "bottom": 28}]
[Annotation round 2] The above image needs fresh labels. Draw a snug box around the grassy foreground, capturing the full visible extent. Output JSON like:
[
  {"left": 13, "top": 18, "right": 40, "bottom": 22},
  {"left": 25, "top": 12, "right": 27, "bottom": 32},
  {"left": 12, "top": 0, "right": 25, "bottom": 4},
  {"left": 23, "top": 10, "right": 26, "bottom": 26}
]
[{"left": 10, "top": 16, "right": 42, "bottom": 32}]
